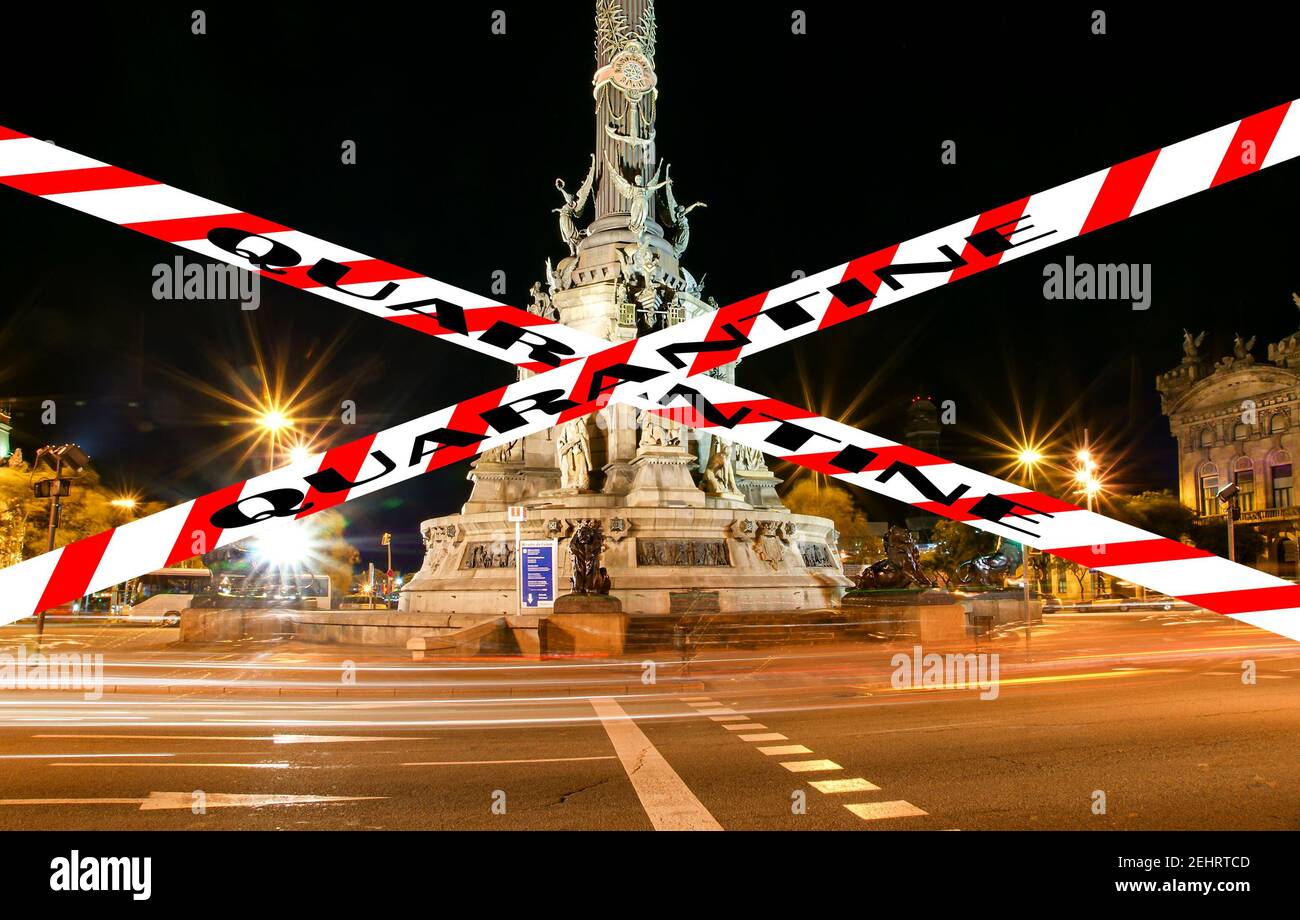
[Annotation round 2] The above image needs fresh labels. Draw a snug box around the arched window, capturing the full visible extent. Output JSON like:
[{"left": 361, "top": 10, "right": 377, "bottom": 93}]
[
  {"left": 1233, "top": 456, "right": 1256, "bottom": 512},
  {"left": 1199, "top": 427, "right": 1216, "bottom": 448},
  {"left": 1233, "top": 421, "right": 1252, "bottom": 441},
  {"left": 1270, "top": 414, "right": 1289, "bottom": 434},
  {"left": 1270, "top": 450, "right": 1293, "bottom": 509},
  {"left": 1198, "top": 462, "right": 1219, "bottom": 516}
]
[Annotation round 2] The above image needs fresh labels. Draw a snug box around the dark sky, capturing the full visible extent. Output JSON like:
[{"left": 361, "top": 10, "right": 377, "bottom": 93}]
[{"left": 1, "top": 3, "right": 1298, "bottom": 570}]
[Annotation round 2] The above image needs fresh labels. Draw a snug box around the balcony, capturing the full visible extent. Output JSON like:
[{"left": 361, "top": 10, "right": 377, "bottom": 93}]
[{"left": 1198, "top": 505, "right": 1300, "bottom": 524}]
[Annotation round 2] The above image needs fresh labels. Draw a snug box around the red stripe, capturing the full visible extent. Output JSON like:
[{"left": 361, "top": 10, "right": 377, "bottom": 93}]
[
  {"left": 124, "top": 212, "right": 289, "bottom": 243},
  {"left": 165, "top": 481, "right": 246, "bottom": 565},
  {"left": 686, "top": 292, "right": 767, "bottom": 378},
  {"left": 947, "top": 197, "right": 1030, "bottom": 284},
  {"left": 269, "top": 259, "right": 423, "bottom": 290},
  {"left": 0, "top": 165, "right": 158, "bottom": 195},
  {"left": 425, "top": 386, "right": 509, "bottom": 471},
  {"left": 1182, "top": 583, "right": 1300, "bottom": 616},
  {"left": 817, "top": 244, "right": 900, "bottom": 331},
  {"left": 0, "top": 126, "right": 29, "bottom": 141},
  {"left": 1211, "top": 101, "right": 1292, "bottom": 187},
  {"left": 559, "top": 340, "right": 639, "bottom": 424},
  {"left": 914, "top": 490, "right": 1079, "bottom": 521},
  {"left": 1049, "top": 538, "right": 1212, "bottom": 569},
  {"left": 35, "top": 529, "right": 116, "bottom": 613},
  {"left": 298, "top": 435, "right": 378, "bottom": 517},
  {"left": 1078, "top": 149, "right": 1160, "bottom": 235}
]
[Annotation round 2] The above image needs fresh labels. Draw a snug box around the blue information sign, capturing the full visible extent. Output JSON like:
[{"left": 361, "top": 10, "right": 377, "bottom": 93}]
[{"left": 519, "top": 540, "right": 557, "bottom": 609}]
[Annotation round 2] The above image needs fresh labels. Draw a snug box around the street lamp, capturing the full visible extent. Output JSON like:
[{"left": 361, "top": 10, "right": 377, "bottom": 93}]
[
  {"left": 1217, "top": 482, "right": 1240, "bottom": 562},
  {"left": 1011, "top": 441, "right": 1045, "bottom": 643},
  {"left": 32, "top": 444, "right": 91, "bottom": 641}
]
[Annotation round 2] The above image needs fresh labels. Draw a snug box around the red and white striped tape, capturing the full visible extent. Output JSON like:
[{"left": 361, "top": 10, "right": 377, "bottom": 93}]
[{"left": 1, "top": 99, "right": 1297, "bottom": 637}]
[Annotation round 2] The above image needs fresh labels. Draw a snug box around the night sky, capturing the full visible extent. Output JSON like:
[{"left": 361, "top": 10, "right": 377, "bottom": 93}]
[{"left": 1, "top": 3, "right": 1298, "bottom": 571}]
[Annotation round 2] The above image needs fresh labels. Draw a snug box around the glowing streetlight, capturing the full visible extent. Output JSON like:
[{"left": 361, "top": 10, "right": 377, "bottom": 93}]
[
  {"left": 288, "top": 443, "right": 312, "bottom": 465},
  {"left": 259, "top": 409, "right": 291, "bottom": 432},
  {"left": 109, "top": 497, "right": 137, "bottom": 509}
]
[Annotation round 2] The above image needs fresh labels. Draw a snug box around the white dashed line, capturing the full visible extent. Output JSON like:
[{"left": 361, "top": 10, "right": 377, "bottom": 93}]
[
  {"left": 809, "top": 778, "right": 881, "bottom": 794},
  {"left": 722, "top": 723, "right": 767, "bottom": 731},
  {"left": 709, "top": 715, "right": 748, "bottom": 722},
  {"left": 844, "top": 801, "right": 928, "bottom": 821},
  {"left": 738, "top": 733, "right": 787, "bottom": 742},
  {"left": 695, "top": 708, "right": 737, "bottom": 716},
  {"left": 758, "top": 744, "right": 813, "bottom": 756},
  {"left": 780, "top": 759, "right": 842, "bottom": 773}
]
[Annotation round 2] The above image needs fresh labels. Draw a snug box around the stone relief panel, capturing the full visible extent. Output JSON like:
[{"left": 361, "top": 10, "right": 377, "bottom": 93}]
[
  {"left": 460, "top": 541, "right": 518, "bottom": 569},
  {"left": 799, "top": 542, "right": 835, "bottom": 568},
  {"left": 635, "top": 538, "right": 731, "bottom": 567}
]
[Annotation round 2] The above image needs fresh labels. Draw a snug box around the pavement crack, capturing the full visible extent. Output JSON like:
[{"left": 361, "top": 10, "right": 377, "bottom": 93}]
[{"left": 548, "top": 778, "right": 613, "bottom": 807}]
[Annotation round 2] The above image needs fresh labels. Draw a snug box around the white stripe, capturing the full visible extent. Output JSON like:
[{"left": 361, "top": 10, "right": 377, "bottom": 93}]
[
  {"left": 1262, "top": 104, "right": 1300, "bottom": 170},
  {"left": 0, "top": 138, "right": 106, "bottom": 177},
  {"left": 844, "top": 800, "right": 928, "bottom": 821},
  {"left": 1000, "top": 169, "right": 1109, "bottom": 263},
  {"left": 89, "top": 503, "right": 196, "bottom": 593},
  {"left": 43, "top": 185, "right": 238, "bottom": 224},
  {"left": 1132, "top": 123, "right": 1237, "bottom": 216},
  {"left": 809, "top": 778, "right": 881, "bottom": 794},
  {"left": 780, "top": 759, "right": 842, "bottom": 773},
  {"left": 0, "top": 549, "right": 64, "bottom": 619},
  {"left": 591, "top": 696, "right": 722, "bottom": 831}
]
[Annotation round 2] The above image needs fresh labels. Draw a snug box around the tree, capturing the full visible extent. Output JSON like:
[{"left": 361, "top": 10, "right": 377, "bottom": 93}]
[
  {"left": 1107, "top": 491, "right": 1195, "bottom": 542},
  {"left": 0, "top": 459, "right": 164, "bottom": 563},
  {"left": 923, "top": 518, "right": 1002, "bottom": 585},
  {"left": 782, "top": 479, "right": 880, "bottom": 562}
]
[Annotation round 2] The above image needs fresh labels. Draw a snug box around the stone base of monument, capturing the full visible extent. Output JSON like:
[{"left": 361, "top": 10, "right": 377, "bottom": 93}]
[
  {"left": 542, "top": 593, "right": 628, "bottom": 656},
  {"left": 179, "top": 607, "right": 296, "bottom": 643},
  {"left": 962, "top": 590, "right": 1044, "bottom": 632},
  {"left": 841, "top": 588, "right": 968, "bottom": 643}
]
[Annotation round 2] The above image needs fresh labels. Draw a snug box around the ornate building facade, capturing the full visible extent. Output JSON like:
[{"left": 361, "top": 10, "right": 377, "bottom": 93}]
[
  {"left": 1157, "top": 323, "right": 1300, "bottom": 576},
  {"left": 399, "top": 1, "right": 851, "bottom": 617}
]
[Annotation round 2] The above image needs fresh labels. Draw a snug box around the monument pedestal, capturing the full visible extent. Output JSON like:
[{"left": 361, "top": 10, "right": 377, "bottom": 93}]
[
  {"left": 842, "top": 588, "right": 967, "bottom": 643},
  {"left": 544, "top": 593, "right": 628, "bottom": 656},
  {"left": 736, "top": 470, "right": 784, "bottom": 510},
  {"left": 625, "top": 447, "right": 705, "bottom": 507}
]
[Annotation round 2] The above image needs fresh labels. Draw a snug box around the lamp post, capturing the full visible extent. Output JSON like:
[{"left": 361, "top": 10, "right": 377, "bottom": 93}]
[
  {"left": 1015, "top": 446, "right": 1044, "bottom": 645},
  {"left": 1217, "top": 483, "right": 1240, "bottom": 562},
  {"left": 32, "top": 444, "right": 91, "bottom": 642}
]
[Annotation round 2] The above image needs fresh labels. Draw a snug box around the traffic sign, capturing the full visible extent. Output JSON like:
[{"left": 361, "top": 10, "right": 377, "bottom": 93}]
[
  {"left": 519, "top": 540, "right": 557, "bottom": 609},
  {"left": 507, "top": 505, "right": 526, "bottom": 523}
]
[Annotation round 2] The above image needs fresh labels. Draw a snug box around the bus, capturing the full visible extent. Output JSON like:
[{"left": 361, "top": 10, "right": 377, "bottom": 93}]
[{"left": 119, "top": 567, "right": 215, "bottom": 625}]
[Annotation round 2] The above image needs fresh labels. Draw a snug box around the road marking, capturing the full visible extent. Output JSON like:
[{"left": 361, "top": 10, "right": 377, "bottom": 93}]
[
  {"left": 53, "top": 762, "right": 292, "bottom": 769},
  {"left": 679, "top": 696, "right": 714, "bottom": 702},
  {"left": 694, "top": 708, "right": 737, "bottom": 715},
  {"left": 0, "top": 792, "right": 384, "bottom": 810},
  {"left": 708, "top": 715, "right": 746, "bottom": 722},
  {"left": 34, "top": 734, "right": 421, "bottom": 744},
  {"left": 591, "top": 696, "right": 722, "bottom": 831},
  {"left": 402, "top": 756, "right": 617, "bottom": 766},
  {"left": 844, "top": 801, "right": 928, "bottom": 821},
  {"left": 0, "top": 753, "right": 175, "bottom": 759},
  {"left": 780, "top": 759, "right": 842, "bottom": 773},
  {"left": 723, "top": 723, "right": 767, "bottom": 731},
  {"left": 758, "top": 744, "right": 812, "bottom": 756},
  {"left": 686, "top": 701, "right": 722, "bottom": 708},
  {"left": 809, "top": 778, "right": 881, "bottom": 794},
  {"left": 738, "top": 733, "right": 787, "bottom": 742}
]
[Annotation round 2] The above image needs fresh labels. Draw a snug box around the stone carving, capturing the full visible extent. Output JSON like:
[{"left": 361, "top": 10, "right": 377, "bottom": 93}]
[
  {"left": 568, "top": 519, "right": 605, "bottom": 593},
  {"left": 638, "top": 408, "right": 682, "bottom": 448},
  {"left": 753, "top": 521, "right": 787, "bottom": 570},
  {"left": 661, "top": 163, "right": 706, "bottom": 257},
  {"left": 554, "top": 154, "right": 596, "bottom": 256},
  {"left": 480, "top": 439, "right": 522, "bottom": 464},
  {"left": 635, "top": 538, "right": 730, "bottom": 567},
  {"left": 605, "top": 155, "right": 667, "bottom": 237},
  {"left": 1232, "top": 333, "right": 1256, "bottom": 362},
  {"left": 701, "top": 437, "right": 738, "bottom": 495},
  {"left": 855, "top": 525, "right": 934, "bottom": 590},
  {"left": 1182, "top": 328, "right": 1206, "bottom": 362},
  {"left": 799, "top": 543, "right": 835, "bottom": 568},
  {"left": 733, "top": 444, "right": 767, "bottom": 473},
  {"left": 460, "top": 541, "right": 517, "bottom": 570},
  {"left": 6, "top": 448, "right": 22, "bottom": 469},
  {"left": 557, "top": 418, "right": 593, "bottom": 491},
  {"left": 526, "top": 282, "right": 558, "bottom": 321}
]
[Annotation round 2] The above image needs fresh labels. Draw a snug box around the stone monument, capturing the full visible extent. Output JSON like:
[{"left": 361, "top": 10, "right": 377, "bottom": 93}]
[{"left": 401, "top": 0, "right": 852, "bottom": 620}]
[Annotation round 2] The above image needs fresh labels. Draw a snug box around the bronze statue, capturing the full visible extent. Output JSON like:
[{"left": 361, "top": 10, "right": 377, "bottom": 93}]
[
  {"left": 855, "top": 525, "right": 934, "bottom": 590},
  {"left": 568, "top": 519, "right": 605, "bottom": 594},
  {"left": 955, "top": 538, "right": 1015, "bottom": 589}
]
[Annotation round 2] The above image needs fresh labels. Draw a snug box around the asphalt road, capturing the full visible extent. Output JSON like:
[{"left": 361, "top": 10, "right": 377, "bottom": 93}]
[{"left": 0, "top": 612, "right": 1296, "bottom": 830}]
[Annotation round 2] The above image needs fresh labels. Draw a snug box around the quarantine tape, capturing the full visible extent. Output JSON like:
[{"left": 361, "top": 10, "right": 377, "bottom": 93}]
[{"left": 0, "top": 99, "right": 1298, "bottom": 637}]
